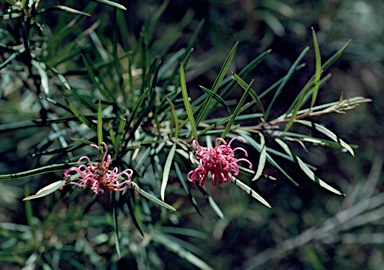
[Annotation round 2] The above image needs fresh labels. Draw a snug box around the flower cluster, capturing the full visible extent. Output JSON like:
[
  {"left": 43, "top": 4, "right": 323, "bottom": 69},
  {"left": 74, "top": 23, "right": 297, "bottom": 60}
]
[
  {"left": 188, "top": 137, "right": 252, "bottom": 186},
  {"left": 63, "top": 142, "right": 135, "bottom": 195}
]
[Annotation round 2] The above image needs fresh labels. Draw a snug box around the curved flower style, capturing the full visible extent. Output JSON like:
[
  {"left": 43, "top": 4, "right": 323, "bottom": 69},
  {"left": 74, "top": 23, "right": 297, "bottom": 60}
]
[
  {"left": 188, "top": 137, "right": 253, "bottom": 186},
  {"left": 63, "top": 142, "right": 135, "bottom": 195}
]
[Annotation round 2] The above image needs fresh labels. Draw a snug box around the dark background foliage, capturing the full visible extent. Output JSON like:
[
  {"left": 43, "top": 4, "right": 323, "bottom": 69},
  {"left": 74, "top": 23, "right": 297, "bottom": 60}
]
[{"left": 1, "top": 0, "right": 383, "bottom": 269}]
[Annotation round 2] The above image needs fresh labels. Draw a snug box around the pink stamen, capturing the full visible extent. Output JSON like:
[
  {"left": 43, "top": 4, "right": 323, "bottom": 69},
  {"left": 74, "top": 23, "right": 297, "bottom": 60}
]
[
  {"left": 188, "top": 136, "right": 253, "bottom": 186},
  {"left": 63, "top": 142, "right": 135, "bottom": 195}
]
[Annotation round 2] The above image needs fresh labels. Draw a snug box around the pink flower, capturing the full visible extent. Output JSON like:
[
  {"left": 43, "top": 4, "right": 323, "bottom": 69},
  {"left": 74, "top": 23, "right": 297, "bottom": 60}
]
[
  {"left": 63, "top": 142, "right": 135, "bottom": 195},
  {"left": 188, "top": 137, "right": 253, "bottom": 186}
]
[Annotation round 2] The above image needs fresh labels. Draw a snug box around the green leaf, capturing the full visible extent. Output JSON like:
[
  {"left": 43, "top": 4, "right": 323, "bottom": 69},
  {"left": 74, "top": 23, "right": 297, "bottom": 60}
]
[
  {"left": 282, "top": 74, "right": 332, "bottom": 132},
  {"left": 152, "top": 232, "right": 213, "bottom": 270},
  {"left": 0, "top": 52, "right": 18, "bottom": 70},
  {"left": 265, "top": 46, "right": 309, "bottom": 119},
  {"left": 252, "top": 132, "right": 266, "bottom": 181},
  {"left": 180, "top": 64, "right": 198, "bottom": 140},
  {"left": 31, "top": 60, "right": 49, "bottom": 95},
  {"left": 198, "top": 186, "right": 224, "bottom": 219},
  {"left": 311, "top": 28, "right": 322, "bottom": 109},
  {"left": 174, "top": 162, "right": 202, "bottom": 216},
  {"left": 275, "top": 139, "right": 344, "bottom": 195},
  {"left": 196, "top": 42, "right": 238, "bottom": 124},
  {"left": 3, "top": 0, "right": 17, "bottom": 5},
  {"left": 133, "top": 185, "right": 176, "bottom": 211},
  {"left": 0, "top": 162, "right": 78, "bottom": 180},
  {"left": 90, "top": 0, "right": 126, "bottom": 10},
  {"left": 232, "top": 178, "right": 271, "bottom": 208},
  {"left": 23, "top": 180, "right": 66, "bottom": 201},
  {"left": 126, "top": 191, "right": 144, "bottom": 237},
  {"left": 168, "top": 98, "right": 179, "bottom": 139},
  {"left": 295, "top": 120, "right": 354, "bottom": 156},
  {"left": 240, "top": 133, "right": 298, "bottom": 186},
  {"left": 113, "top": 117, "right": 126, "bottom": 154},
  {"left": 80, "top": 54, "right": 116, "bottom": 103},
  {"left": 233, "top": 73, "right": 265, "bottom": 114},
  {"left": 199, "top": 85, "right": 231, "bottom": 113},
  {"left": 322, "top": 39, "right": 351, "bottom": 72},
  {"left": 221, "top": 79, "right": 253, "bottom": 139},
  {"left": 64, "top": 97, "right": 97, "bottom": 132},
  {"left": 161, "top": 143, "right": 177, "bottom": 201},
  {"left": 111, "top": 192, "right": 121, "bottom": 259},
  {"left": 97, "top": 101, "right": 103, "bottom": 147},
  {"left": 38, "top": 5, "right": 91, "bottom": 16}
]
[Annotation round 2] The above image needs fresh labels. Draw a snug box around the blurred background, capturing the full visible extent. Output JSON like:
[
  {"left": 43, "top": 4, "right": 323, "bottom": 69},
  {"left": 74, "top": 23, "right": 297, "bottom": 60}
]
[{"left": 1, "top": 0, "right": 383, "bottom": 269}]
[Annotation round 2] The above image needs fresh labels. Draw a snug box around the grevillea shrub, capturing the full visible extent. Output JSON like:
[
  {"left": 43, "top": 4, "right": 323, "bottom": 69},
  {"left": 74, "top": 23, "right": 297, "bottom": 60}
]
[{"left": 0, "top": 1, "right": 372, "bottom": 269}]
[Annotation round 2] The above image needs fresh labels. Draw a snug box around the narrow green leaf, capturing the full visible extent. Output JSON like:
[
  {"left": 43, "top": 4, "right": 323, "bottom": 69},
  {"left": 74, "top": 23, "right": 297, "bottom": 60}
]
[
  {"left": 232, "top": 178, "right": 271, "bottom": 208},
  {"left": 322, "top": 40, "right": 351, "bottom": 72},
  {"left": 70, "top": 138, "right": 94, "bottom": 145},
  {"left": 3, "top": 0, "right": 17, "bottom": 5},
  {"left": 295, "top": 120, "right": 354, "bottom": 156},
  {"left": 233, "top": 73, "right": 265, "bottom": 114},
  {"left": 0, "top": 52, "right": 17, "bottom": 70},
  {"left": 81, "top": 54, "right": 116, "bottom": 103},
  {"left": 113, "top": 117, "right": 126, "bottom": 154},
  {"left": 196, "top": 42, "right": 238, "bottom": 124},
  {"left": 97, "top": 101, "right": 103, "bottom": 147},
  {"left": 282, "top": 74, "right": 332, "bottom": 132},
  {"left": 199, "top": 85, "right": 231, "bottom": 113},
  {"left": 0, "top": 162, "right": 78, "bottom": 180},
  {"left": 275, "top": 139, "right": 344, "bottom": 195},
  {"left": 311, "top": 28, "right": 322, "bottom": 109},
  {"left": 198, "top": 186, "right": 224, "bottom": 219},
  {"left": 240, "top": 133, "right": 298, "bottom": 186},
  {"left": 221, "top": 79, "right": 253, "bottom": 139},
  {"left": 91, "top": 0, "right": 126, "bottom": 10},
  {"left": 111, "top": 192, "right": 121, "bottom": 259},
  {"left": 31, "top": 60, "right": 49, "bottom": 95},
  {"left": 39, "top": 5, "right": 91, "bottom": 16},
  {"left": 168, "top": 99, "right": 179, "bottom": 139},
  {"left": 252, "top": 132, "right": 266, "bottom": 181},
  {"left": 64, "top": 97, "right": 97, "bottom": 131},
  {"left": 174, "top": 162, "right": 202, "bottom": 216},
  {"left": 161, "top": 143, "right": 177, "bottom": 201},
  {"left": 265, "top": 46, "right": 309, "bottom": 119},
  {"left": 133, "top": 185, "right": 176, "bottom": 211},
  {"left": 180, "top": 64, "right": 198, "bottom": 140},
  {"left": 152, "top": 232, "right": 213, "bottom": 270},
  {"left": 126, "top": 191, "right": 144, "bottom": 237},
  {"left": 23, "top": 180, "right": 66, "bottom": 201}
]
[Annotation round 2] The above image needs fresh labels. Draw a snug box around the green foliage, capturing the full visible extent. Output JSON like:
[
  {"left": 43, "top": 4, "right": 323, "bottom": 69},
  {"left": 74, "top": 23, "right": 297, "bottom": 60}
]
[{"left": 0, "top": 0, "right": 376, "bottom": 269}]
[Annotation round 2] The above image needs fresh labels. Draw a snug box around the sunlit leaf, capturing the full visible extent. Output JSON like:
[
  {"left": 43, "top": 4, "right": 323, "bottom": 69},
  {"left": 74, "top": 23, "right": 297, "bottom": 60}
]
[
  {"left": 240, "top": 133, "right": 298, "bottom": 186},
  {"left": 275, "top": 139, "right": 344, "bottom": 195},
  {"left": 161, "top": 143, "right": 177, "bottom": 201},
  {"left": 90, "top": 0, "right": 126, "bottom": 10},
  {"left": 232, "top": 178, "right": 271, "bottom": 208},
  {"left": 180, "top": 64, "right": 198, "bottom": 140},
  {"left": 39, "top": 5, "right": 91, "bottom": 16},
  {"left": 252, "top": 132, "right": 266, "bottom": 181},
  {"left": 31, "top": 60, "right": 49, "bottom": 95},
  {"left": 133, "top": 185, "right": 176, "bottom": 211},
  {"left": 23, "top": 180, "right": 66, "bottom": 201}
]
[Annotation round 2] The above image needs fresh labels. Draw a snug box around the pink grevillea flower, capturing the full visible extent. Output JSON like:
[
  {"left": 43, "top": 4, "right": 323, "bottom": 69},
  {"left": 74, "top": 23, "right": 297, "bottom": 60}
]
[
  {"left": 63, "top": 142, "right": 135, "bottom": 195},
  {"left": 188, "top": 137, "right": 253, "bottom": 186}
]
